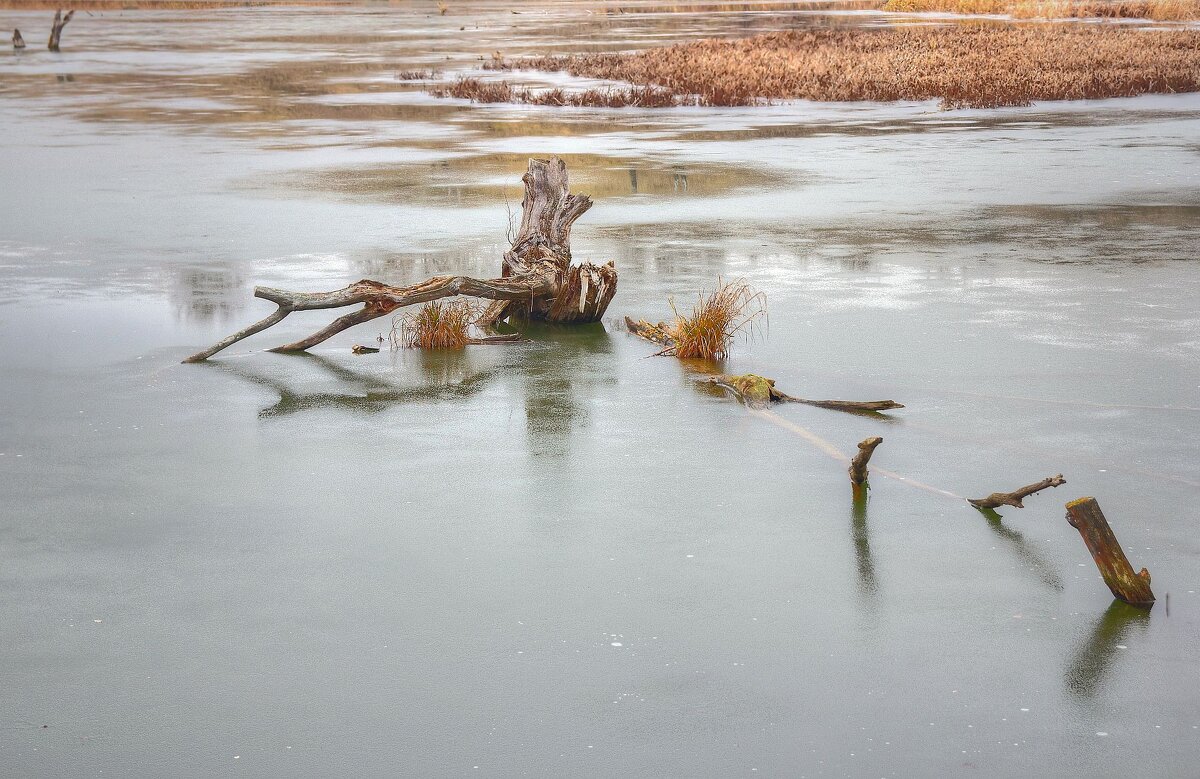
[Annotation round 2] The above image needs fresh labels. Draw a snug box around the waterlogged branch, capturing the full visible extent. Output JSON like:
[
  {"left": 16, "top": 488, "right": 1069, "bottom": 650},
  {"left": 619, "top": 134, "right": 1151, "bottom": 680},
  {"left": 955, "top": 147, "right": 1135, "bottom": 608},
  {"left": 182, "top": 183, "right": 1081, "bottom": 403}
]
[
  {"left": 705, "top": 374, "right": 904, "bottom": 414},
  {"left": 968, "top": 474, "right": 1066, "bottom": 510},
  {"left": 183, "top": 158, "right": 617, "bottom": 362}
]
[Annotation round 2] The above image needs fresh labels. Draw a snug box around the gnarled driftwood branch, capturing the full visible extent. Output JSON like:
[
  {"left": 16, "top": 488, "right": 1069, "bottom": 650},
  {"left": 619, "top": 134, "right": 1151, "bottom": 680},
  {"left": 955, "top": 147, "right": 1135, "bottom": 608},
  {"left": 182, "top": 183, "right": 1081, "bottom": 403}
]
[
  {"left": 48, "top": 9, "right": 73, "bottom": 52},
  {"left": 968, "top": 474, "right": 1065, "bottom": 510},
  {"left": 184, "top": 157, "right": 616, "bottom": 362}
]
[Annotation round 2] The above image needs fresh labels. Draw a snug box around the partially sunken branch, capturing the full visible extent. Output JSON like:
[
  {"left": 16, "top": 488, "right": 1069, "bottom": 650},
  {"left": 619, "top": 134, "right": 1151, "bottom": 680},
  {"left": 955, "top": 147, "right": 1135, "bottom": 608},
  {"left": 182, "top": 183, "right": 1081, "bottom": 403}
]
[
  {"left": 184, "top": 157, "right": 616, "bottom": 362},
  {"left": 968, "top": 474, "right": 1066, "bottom": 510},
  {"left": 705, "top": 374, "right": 903, "bottom": 414}
]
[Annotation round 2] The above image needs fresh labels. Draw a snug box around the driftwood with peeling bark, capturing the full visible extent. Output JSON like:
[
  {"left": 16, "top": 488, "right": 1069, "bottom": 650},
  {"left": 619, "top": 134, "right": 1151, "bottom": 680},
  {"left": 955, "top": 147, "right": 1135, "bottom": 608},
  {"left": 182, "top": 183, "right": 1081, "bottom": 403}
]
[
  {"left": 1066, "top": 497, "right": 1154, "bottom": 607},
  {"left": 13, "top": 29, "right": 25, "bottom": 49},
  {"left": 968, "top": 474, "right": 1065, "bottom": 510},
  {"left": 184, "top": 157, "right": 616, "bottom": 363},
  {"left": 705, "top": 373, "right": 903, "bottom": 413},
  {"left": 849, "top": 436, "right": 883, "bottom": 492},
  {"left": 48, "top": 10, "right": 73, "bottom": 52}
]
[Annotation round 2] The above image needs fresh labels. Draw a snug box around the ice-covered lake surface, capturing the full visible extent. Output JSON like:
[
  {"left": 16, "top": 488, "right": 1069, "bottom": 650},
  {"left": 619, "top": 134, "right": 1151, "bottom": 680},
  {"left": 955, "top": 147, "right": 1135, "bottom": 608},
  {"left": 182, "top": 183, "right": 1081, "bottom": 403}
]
[{"left": 2, "top": 1, "right": 1199, "bottom": 775}]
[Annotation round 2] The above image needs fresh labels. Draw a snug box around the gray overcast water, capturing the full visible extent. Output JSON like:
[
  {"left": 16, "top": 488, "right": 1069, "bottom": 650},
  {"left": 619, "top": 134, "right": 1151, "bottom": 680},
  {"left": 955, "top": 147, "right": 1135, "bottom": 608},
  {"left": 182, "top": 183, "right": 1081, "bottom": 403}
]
[{"left": 1, "top": 2, "right": 1199, "bottom": 776}]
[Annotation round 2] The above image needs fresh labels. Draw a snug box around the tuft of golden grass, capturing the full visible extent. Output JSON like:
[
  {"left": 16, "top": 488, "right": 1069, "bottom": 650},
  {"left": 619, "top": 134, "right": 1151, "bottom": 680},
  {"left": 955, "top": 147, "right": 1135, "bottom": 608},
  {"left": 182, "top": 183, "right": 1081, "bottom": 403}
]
[
  {"left": 392, "top": 299, "right": 477, "bottom": 350},
  {"left": 502, "top": 26, "right": 1200, "bottom": 109},
  {"left": 883, "top": 0, "right": 1200, "bottom": 18},
  {"left": 668, "top": 279, "right": 765, "bottom": 361}
]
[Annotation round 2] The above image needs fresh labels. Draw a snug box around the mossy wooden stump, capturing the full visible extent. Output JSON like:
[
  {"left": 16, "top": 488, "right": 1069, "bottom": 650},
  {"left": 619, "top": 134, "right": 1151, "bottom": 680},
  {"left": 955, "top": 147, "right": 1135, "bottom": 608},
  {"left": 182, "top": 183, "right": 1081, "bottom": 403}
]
[{"left": 1066, "top": 497, "right": 1155, "bottom": 607}]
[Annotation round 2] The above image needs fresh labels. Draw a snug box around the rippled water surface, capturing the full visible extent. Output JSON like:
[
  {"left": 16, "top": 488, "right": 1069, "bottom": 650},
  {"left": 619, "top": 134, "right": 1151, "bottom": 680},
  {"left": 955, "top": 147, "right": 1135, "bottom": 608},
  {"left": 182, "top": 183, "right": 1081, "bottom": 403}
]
[{"left": 2, "top": 2, "right": 1199, "bottom": 776}]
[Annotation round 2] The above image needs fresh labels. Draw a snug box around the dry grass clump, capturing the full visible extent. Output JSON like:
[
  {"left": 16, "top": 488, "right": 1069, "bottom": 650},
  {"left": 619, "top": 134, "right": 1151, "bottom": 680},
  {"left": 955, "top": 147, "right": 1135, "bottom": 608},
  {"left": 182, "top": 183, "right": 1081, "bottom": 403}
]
[
  {"left": 392, "top": 299, "right": 477, "bottom": 350},
  {"left": 431, "top": 77, "right": 692, "bottom": 107},
  {"left": 510, "top": 26, "right": 1200, "bottom": 109},
  {"left": 883, "top": 0, "right": 1200, "bottom": 18},
  {"left": 669, "top": 279, "right": 765, "bottom": 360}
]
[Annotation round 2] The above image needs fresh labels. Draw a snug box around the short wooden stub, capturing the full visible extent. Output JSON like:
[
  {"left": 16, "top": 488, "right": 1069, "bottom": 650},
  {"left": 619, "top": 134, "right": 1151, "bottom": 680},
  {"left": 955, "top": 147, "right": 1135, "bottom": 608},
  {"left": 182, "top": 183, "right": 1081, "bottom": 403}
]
[
  {"left": 848, "top": 436, "right": 883, "bottom": 494},
  {"left": 13, "top": 28, "right": 26, "bottom": 49},
  {"left": 1066, "top": 497, "right": 1154, "bottom": 607}
]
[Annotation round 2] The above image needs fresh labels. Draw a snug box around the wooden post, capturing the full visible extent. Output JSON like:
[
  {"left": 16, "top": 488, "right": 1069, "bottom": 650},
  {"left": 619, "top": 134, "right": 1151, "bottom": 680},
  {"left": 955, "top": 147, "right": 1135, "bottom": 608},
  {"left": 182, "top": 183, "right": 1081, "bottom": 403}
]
[
  {"left": 13, "top": 29, "right": 25, "bottom": 50},
  {"left": 849, "top": 436, "right": 882, "bottom": 498},
  {"left": 48, "top": 10, "right": 73, "bottom": 52},
  {"left": 1065, "top": 497, "right": 1154, "bottom": 607}
]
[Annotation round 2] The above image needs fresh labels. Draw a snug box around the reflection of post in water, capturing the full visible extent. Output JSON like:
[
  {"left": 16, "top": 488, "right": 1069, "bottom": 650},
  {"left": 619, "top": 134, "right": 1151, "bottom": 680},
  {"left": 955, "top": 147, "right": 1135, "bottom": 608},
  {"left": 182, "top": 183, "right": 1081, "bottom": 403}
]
[
  {"left": 851, "top": 492, "right": 879, "bottom": 597},
  {"left": 1065, "top": 599, "right": 1151, "bottom": 699},
  {"left": 207, "top": 350, "right": 497, "bottom": 418},
  {"left": 977, "top": 508, "right": 1064, "bottom": 591}
]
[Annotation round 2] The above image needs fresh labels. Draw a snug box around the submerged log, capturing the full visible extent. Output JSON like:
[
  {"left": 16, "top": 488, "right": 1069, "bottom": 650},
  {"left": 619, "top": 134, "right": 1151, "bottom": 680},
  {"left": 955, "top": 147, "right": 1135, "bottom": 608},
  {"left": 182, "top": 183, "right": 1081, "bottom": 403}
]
[
  {"left": 624, "top": 317, "right": 675, "bottom": 347},
  {"left": 849, "top": 436, "right": 883, "bottom": 492},
  {"left": 706, "top": 373, "right": 903, "bottom": 414},
  {"left": 13, "top": 29, "right": 25, "bottom": 49},
  {"left": 968, "top": 474, "right": 1066, "bottom": 510},
  {"left": 48, "top": 9, "right": 73, "bottom": 52},
  {"left": 184, "top": 157, "right": 616, "bottom": 362},
  {"left": 1066, "top": 497, "right": 1155, "bottom": 607}
]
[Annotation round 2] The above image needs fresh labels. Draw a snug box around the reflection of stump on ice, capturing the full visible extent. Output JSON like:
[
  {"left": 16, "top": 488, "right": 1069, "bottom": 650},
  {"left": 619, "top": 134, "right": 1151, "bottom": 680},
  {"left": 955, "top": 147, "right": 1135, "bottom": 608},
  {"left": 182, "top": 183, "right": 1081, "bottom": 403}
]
[{"left": 184, "top": 157, "right": 617, "bottom": 362}]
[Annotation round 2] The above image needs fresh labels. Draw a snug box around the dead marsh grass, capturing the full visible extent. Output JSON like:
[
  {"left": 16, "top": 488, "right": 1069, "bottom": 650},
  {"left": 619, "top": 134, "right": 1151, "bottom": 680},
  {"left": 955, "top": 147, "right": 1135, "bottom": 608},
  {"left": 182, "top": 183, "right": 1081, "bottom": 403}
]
[
  {"left": 882, "top": 0, "right": 1200, "bottom": 19},
  {"left": 392, "top": 299, "right": 478, "bottom": 350},
  {"left": 504, "top": 26, "right": 1200, "bottom": 109},
  {"left": 669, "top": 279, "right": 765, "bottom": 361},
  {"left": 432, "top": 77, "right": 689, "bottom": 107}
]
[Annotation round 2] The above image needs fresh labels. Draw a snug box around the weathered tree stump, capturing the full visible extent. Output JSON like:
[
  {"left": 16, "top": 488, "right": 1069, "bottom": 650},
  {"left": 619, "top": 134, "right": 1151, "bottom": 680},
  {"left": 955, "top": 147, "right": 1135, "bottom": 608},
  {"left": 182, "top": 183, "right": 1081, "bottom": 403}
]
[
  {"left": 968, "top": 474, "right": 1065, "bottom": 510},
  {"left": 849, "top": 436, "right": 883, "bottom": 496},
  {"left": 184, "top": 157, "right": 616, "bottom": 362},
  {"left": 13, "top": 29, "right": 25, "bottom": 50},
  {"left": 1065, "top": 497, "right": 1155, "bottom": 607},
  {"left": 48, "top": 10, "right": 73, "bottom": 52},
  {"left": 704, "top": 373, "right": 903, "bottom": 414}
]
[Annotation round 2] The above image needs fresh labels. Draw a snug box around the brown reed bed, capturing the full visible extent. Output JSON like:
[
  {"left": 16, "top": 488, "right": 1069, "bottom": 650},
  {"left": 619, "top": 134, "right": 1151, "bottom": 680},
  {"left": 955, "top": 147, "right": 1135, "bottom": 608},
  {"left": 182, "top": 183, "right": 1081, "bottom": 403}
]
[
  {"left": 392, "top": 299, "right": 477, "bottom": 350},
  {"left": 882, "top": 0, "right": 1200, "bottom": 20},
  {"left": 431, "top": 77, "right": 688, "bottom": 107},
  {"left": 491, "top": 25, "right": 1200, "bottom": 109}
]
